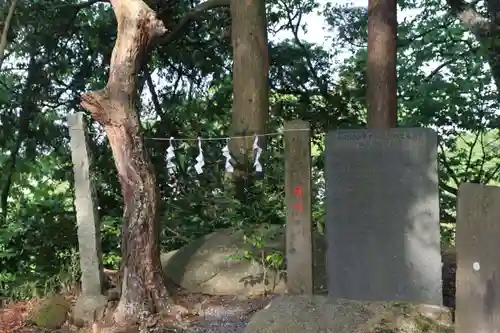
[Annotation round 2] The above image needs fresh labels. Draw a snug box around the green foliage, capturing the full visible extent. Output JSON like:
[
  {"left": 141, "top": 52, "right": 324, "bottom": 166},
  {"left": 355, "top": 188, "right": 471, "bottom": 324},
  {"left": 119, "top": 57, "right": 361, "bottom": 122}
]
[
  {"left": 441, "top": 223, "right": 455, "bottom": 248},
  {"left": 228, "top": 226, "right": 286, "bottom": 269}
]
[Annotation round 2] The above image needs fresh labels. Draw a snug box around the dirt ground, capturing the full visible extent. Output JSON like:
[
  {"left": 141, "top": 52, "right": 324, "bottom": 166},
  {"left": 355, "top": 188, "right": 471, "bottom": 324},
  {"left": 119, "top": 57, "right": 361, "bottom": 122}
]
[
  {"left": 0, "top": 285, "right": 275, "bottom": 333},
  {"left": 0, "top": 247, "right": 456, "bottom": 333}
]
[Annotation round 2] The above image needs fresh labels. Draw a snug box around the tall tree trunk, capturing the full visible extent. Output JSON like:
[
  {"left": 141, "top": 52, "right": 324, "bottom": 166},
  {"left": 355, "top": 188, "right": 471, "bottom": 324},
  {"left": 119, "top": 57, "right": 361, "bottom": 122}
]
[
  {"left": 367, "top": 0, "right": 397, "bottom": 128},
  {"left": 229, "top": 0, "right": 269, "bottom": 192},
  {"left": 79, "top": 0, "right": 170, "bottom": 322}
]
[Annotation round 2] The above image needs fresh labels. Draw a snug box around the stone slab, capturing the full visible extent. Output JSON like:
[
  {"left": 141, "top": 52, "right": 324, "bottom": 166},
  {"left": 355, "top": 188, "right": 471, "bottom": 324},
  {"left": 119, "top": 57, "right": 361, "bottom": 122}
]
[
  {"left": 325, "top": 128, "right": 442, "bottom": 305},
  {"left": 456, "top": 183, "right": 500, "bottom": 333}
]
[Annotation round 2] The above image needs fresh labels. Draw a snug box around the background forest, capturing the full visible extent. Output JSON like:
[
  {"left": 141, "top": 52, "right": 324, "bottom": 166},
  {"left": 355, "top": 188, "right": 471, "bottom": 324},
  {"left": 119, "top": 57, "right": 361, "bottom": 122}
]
[{"left": 1, "top": 0, "right": 499, "bottom": 300}]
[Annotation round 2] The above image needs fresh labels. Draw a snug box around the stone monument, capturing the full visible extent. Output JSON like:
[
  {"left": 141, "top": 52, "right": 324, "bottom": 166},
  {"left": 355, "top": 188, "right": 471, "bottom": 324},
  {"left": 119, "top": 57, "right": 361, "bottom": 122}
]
[
  {"left": 456, "top": 183, "right": 500, "bottom": 333},
  {"left": 325, "top": 128, "right": 442, "bottom": 305}
]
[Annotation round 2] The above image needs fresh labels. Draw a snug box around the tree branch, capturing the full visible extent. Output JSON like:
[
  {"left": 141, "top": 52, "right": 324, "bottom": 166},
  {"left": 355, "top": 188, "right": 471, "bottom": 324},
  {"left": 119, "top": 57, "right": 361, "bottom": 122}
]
[
  {"left": 397, "top": 23, "right": 451, "bottom": 48},
  {"left": 477, "top": 129, "right": 487, "bottom": 181},
  {"left": 459, "top": 129, "right": 481, "bottom": 177},
  {"left": 0, "top": 0, "right": 18, "bottom": 70},
  {"left": 81, "top": 0, "right": 166, "bottom": 123},
  {"left": 438, "top": 140, "right": 461, "bottom": 188},
  {"left": 280, "top": 0, "right": 336, "bottom": 112},
  {"left": 446, "top": 0, "right": 490, "bottom": 31},
  {"left": 144, "top": 65, "right": 163, "bottom": 116},
  {"left": 439, "top": 180, "right": 458, "bottom": 196},
  {"left": 50, "top": 0, "right": 107, "bottom": 10},
  {"left": 484, "top": 162, "right": 500, "bottom": 184},
  {"left": 424, "top": 58, "right": 459, "bottom": 81},
  {"left": 440, "top": 210, "right": 456, "bottom": 223},
  {"left": 159, "top": 0, "right": 229, "bottom": 46}
]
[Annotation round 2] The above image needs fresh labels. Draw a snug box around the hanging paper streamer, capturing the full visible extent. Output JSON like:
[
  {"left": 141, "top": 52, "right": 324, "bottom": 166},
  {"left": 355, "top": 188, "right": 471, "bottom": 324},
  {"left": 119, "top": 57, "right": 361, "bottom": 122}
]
[
  {"left": 194, "top": 137, "right": 205, "bottom": 174},
  {"left": 165, "top": 137, "right": 176, "bottom": 175},
  {"left": 253, "top": 135, "right": 263, "bottom": 172},
  {"left": 222, "top": 141, "right": 234, "bottom": 173}
]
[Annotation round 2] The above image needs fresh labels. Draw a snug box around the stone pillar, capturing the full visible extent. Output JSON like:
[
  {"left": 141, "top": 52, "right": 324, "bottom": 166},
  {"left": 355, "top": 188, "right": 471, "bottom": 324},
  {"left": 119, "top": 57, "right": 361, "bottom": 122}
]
[
  {"left": 284, "top": 120, "right": 313, "bottom": 295},
  {"left": 68, "top": 112, "right": 107, "bottom": 324}
]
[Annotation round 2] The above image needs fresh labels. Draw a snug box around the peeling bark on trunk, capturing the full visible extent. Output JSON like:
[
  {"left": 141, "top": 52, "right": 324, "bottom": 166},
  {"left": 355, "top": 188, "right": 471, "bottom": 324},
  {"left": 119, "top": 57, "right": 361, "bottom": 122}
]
[
  {"left": 229, "top": 0, "right": 269, "bottom": 189},
  {"left": 367, "top": 0, "right": 397, "bottom": 128},
  {"left": 79, "top": 0, "right": 170, "bottom": 322}
]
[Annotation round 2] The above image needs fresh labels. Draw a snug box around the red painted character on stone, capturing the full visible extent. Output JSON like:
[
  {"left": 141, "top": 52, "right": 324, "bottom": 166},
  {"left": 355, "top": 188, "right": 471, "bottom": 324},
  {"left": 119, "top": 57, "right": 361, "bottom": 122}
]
[{"left": 293, "top": 186, "right": 303, "bottom": 210}]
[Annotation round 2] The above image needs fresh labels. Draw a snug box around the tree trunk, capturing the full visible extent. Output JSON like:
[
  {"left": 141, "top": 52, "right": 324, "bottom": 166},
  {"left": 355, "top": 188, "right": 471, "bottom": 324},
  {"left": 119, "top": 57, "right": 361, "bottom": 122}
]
[
  {"left": 367, "top": 0, "right": 397, "bottom": 128},
  {"left": 79, "top": 0, "right": 171, "bottom": 322},
  {"left": 0, "top": 0, "right": 18, "bottom": 69},
  {"left": 229, "top": 0, "right": 269, "bottom": 189}
]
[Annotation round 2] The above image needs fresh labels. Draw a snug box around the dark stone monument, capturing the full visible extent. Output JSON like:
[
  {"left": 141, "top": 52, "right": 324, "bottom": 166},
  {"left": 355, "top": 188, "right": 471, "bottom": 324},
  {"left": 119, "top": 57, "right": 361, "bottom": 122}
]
[{"left": 325, "top": 128, "right": 442, "bottom": 305}]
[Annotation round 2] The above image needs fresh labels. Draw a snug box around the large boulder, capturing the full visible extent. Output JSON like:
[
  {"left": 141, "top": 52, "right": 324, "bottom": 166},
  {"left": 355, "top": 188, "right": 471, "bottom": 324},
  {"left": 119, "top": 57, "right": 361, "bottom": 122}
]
[
  {"left": 161, "top": 225, "right": 326, "bottom": 295},
  {"left": 244, "top": 295, "right": 454, "bottom": 333},
  {"left": 160, "top": 226, "right": 457, "bottom": 304}
]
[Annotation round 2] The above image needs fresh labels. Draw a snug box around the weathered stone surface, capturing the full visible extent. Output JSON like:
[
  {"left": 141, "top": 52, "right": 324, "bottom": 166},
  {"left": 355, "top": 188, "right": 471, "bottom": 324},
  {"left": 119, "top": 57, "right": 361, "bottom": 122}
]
[
  {"left": 325, "top": 128, "right": 442, "bottom": 305},
  {"left": 284, "top": 120, "right": 314, "bottom": 295},
  {"left": 68, "top": 112, "right": 104, "bottom": 296},
  {"left": 161, "top": 226, "right": 326, "bottom": 295},
  {"left": 456, "top": 183, "right": 500, "bottom": 333},
  {"left": 244, "top": 295, "right": 454, "bottom": 333}
]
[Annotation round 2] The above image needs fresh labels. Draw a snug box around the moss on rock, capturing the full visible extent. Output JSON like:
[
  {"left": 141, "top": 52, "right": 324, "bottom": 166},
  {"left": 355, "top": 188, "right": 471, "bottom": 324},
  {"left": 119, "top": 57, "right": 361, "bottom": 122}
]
[{"left": 32, "top": 294, "right": 70, "bottom": 329}]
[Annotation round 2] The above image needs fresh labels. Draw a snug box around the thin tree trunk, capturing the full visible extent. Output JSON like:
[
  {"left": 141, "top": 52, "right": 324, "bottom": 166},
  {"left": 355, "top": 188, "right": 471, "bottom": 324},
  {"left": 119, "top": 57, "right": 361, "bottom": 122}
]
[
  {"left": 0, "top": 0, "right": 18, "bottom": 70},
  {"left": 366, "top": 0, "right": 397, "bottom": 128},
  {"left": 229, "top": 0, "right": 269, "bottom": 191},
  {"left": 79, "top": 0, "right": 171, "bottom": 322}
]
